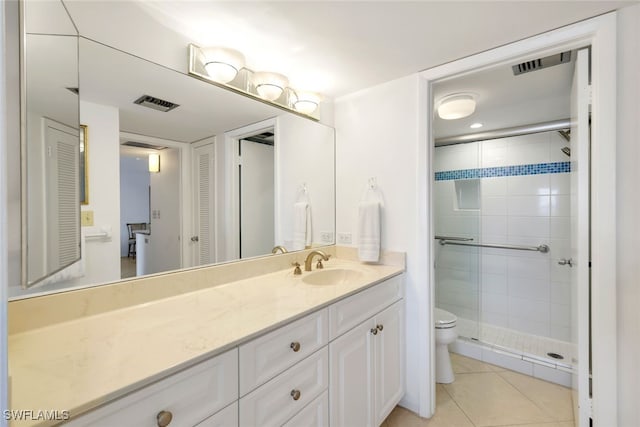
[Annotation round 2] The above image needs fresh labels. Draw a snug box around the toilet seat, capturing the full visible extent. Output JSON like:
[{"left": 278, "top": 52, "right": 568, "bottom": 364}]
[{"left": 434, "top": 308, "right": 457, "bottom": 329}]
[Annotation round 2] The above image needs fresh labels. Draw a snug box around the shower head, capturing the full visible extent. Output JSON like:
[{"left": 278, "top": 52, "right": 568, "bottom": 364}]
[{"left": 561, "top": 147, "right": 571, "bottom": 157}]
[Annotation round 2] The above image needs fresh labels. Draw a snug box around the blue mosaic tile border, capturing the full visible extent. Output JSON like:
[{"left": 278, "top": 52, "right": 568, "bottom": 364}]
[{"left": 435, "top": 161, "right": 570, "bottom": 181}]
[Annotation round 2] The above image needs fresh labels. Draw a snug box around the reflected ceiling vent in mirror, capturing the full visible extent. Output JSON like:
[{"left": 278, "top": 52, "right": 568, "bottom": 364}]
[
  {"left": 121, "top": 141, "right": 167, "bottom": 150},
  {"left": 512, "top": 51, "right": 572, "bottom": 75},
  {"left": 187, "top": 44, "right": 322, "bottom": 120},
  {"left": 133, "top": 95, "right": 180, "bottom": 112},
  {"left": 243, "top": 131, "right": 275, "bottom": 146}
]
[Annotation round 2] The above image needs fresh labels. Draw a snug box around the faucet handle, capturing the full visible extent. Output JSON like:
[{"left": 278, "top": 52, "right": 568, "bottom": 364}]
[{"left": 292, "top": 262, "right": 302, "bottom": 275}]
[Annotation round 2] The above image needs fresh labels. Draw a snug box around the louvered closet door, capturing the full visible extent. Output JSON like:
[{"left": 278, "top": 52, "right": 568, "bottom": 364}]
[
  {"left": 193, "top": 143, "right": 215, "bottom": 265},
  {"left": 45, "top": 122, "right": 80, "bottom": 272}
]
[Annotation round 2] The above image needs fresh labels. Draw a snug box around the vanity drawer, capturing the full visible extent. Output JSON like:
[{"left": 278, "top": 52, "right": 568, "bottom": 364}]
[
  {"left": 65, "top": 348, "right": 238, "bottom": 427},
  {"left": 329, "top": 275, "right": 403, "bottom": 340},
  {"left": 195, "top": 402, "right": 238, "bottom": 427},
  {"left": 239, "top": 348, "right": 328, "bottom": 427},
  {"left": 283, "top": 390, "right": 328, "bottom": 427},
  {"left": 239, "top": 308, "right": 328, "bottom": 395}
]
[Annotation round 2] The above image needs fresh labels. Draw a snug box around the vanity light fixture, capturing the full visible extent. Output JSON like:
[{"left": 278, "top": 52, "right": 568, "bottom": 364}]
[
  {"left": 470, "top": 122, "right": 484, "bottom": 129},
  {"left": 188, "top": 44, "right": 322, "bottom": 119},
  {"left": 437, "top": 93, "right": 476, "bottom": 120},
  {"left": 253, "top": 72, "right": 289, "bottom": 101},
  {"left": 293, "top": 91, "right": 321, "bottom": 115},
  {"left": 202, "top": 47, "right": 245, "bottom": 83},
  {"left": 148, "top": 153, "right": 160, "bottom": 173}
]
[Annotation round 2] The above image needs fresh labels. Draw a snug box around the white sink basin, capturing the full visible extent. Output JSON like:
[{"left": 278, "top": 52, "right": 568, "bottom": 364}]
[{"left": 302, "top": 268, "right": 364, "bottom": 286}]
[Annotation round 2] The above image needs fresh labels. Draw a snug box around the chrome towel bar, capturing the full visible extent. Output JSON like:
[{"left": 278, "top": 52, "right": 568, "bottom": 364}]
[{"left": 436, "top": 238, "right": 549, "bottom": 253}]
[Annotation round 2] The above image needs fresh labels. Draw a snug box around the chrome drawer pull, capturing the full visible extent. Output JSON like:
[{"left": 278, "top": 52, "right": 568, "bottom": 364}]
[
  {"left": 371, "top": 328, "right": 378, "bottom": 335},
  {"left": 377, "top": 324, "right": 384, "bottom": 332},
  {"left": 291, "top": 389, "right": 301, "bottom": 401},
  {"left": 290, "top": 341, "right": 301, "bottom": 352}
]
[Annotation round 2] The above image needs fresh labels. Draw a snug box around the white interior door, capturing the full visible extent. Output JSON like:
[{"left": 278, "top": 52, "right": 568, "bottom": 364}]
[
  {"left": 45, "top": 121, "right": 80, "bottom": 274},
  {"left": 570, "top": 47, "right": 590, "bottom": 427},
  {"left": 239, "top": 139, "right": 274, "bottom": 258},
  {"left": 192, "top": 143, "right": 215, "bottom": 266}
]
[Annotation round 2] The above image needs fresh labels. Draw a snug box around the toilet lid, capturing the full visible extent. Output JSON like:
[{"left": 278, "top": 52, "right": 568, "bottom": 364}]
[{"left": 434, "top": 308, "right": 457, "bottom": 326}]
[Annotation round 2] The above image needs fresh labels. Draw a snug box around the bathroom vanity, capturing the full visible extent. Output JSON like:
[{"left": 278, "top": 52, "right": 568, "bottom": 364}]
[{"left": 8, "top": 247, "right": 405, "bottom": 427}]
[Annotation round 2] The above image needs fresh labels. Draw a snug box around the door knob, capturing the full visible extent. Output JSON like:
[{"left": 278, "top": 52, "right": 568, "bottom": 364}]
[
  {"left": 558, "top": 258, "right": 573, "bottom": 267},
  {"left": 190, "top": 236, "right": 199, "bottom": 242}
]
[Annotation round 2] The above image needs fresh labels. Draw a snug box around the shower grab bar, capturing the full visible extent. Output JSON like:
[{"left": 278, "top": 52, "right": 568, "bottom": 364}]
[
  {"left": 437, "top": 239, "right": 549, "bottom": 253},
  {"left": 434, "top": 235, "right": 474, "bottom": 242}
]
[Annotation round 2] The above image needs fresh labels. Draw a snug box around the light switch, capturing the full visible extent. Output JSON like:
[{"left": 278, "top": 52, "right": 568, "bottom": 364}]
[{"left": 81, "top": 210, "right": 94, "bottom": 227}]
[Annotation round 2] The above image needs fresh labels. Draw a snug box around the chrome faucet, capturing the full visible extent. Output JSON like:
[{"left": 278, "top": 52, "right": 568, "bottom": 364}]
[
  {"left": 304, "top": 250, "right": 330, "bottom": 271},
  {"left": 272, "top": 245, "right": 288, "bottom": 254}
]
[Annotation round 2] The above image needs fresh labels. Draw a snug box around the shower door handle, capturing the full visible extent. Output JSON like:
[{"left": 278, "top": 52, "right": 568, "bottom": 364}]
[{"left": 558, "top": 258, "right": 573, "bottom": 267}]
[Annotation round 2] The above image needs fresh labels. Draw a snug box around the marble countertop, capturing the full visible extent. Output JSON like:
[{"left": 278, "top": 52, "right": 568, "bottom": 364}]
[{"left": 8, "top": 256, "right": 403, "bottom": 426}]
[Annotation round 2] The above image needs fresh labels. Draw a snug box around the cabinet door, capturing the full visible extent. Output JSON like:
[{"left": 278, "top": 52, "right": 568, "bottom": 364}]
[
  {"left": 374, "top": 301, "right": 405, "bottom": 425},
  {"left": 329, "top": 319, "right": 375, "bottom": 427}
]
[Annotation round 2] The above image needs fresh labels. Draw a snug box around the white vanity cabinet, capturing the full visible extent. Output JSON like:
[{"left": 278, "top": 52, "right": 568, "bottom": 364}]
[
  {"left": 62, "top": 273, "right": 404, "bottom": 427},
  {"left": 64, "top": 348, "right": 238, "bottom": 427},
  {"left": 329, "top": 276, "right": 404, "bottom": 427}
]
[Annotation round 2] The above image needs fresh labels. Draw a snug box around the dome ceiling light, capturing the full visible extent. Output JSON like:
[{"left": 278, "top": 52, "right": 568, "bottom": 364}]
[
  {"left": 253, "top": 72, "right": 289, "bottom": 101},
  {"left": 437, "top": 93, "right": 476, "bottom": 120},
  {"left": 202, "top": 47, "right": 245, "bottom": 84}
]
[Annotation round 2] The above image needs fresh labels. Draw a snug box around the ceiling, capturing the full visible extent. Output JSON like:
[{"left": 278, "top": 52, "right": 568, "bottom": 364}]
[
  {"left": 433, "top": 51, "right": 575, "bottom": 138},
  {"left": 63, "top": 0, "right": 638, "bottom": 100}
]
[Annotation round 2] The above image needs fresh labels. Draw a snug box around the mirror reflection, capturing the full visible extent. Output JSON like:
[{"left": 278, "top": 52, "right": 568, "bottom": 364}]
[
  {"left": 15, "top": 20, "right": 335, "bottom": 298},
  {"left": 23, "top": 0, "right": 80, "bottom": 287}
]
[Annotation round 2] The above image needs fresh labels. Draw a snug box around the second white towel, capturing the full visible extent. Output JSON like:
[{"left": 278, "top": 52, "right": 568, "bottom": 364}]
[
  {"left": 358, "top": 201, "right": 381, "bottom": 262},
  {"left": 292, "top": 202, "right": 311, "bottom": 250}
]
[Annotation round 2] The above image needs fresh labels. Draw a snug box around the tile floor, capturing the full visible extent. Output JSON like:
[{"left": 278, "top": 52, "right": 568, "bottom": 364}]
[
  {"left": 382, "top": 353, "right": 574, "bottom": 427},
  {"left": 120, "top": 257, "right": 136, "bottom": 279}
]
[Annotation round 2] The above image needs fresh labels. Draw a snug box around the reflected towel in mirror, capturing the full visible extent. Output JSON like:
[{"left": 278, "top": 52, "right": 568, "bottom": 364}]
[
  {"left": 358, "top": 201, "right": 380, "bottom": 262},
  {"left": 292, "top": 202, "right": 311, "bottom": 250}
]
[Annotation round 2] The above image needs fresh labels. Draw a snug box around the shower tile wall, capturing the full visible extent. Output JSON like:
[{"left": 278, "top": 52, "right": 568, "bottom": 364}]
[{"left": 435, "top": 131, "right": 571, "bottom": 342}]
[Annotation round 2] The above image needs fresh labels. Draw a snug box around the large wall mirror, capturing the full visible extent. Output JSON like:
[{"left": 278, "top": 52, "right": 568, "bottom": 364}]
[
  {"left": 21, "top": 0, "right": 80, "bottom": 289},
  {"left": 13, "top": 1, "right": 335, "bottom": 298}
]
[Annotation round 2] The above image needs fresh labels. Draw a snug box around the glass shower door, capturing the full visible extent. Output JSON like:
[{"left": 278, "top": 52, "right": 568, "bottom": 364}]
[{"left": 433, "top": 143, "right": 482, "bottom": 341}]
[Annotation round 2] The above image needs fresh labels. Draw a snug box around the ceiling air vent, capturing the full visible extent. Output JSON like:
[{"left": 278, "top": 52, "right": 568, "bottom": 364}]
[
  {"left": 512, "top": 51, "right": 572, "bottom": 76},
  {"left": 121, "top": 141, "right": 167, "bottom": 150},
  {"left": 133, "top": 94, "right": 180, "bottom": 112},
  {"left": 243, "top": 131, "right": 275, "bottom": 146}
]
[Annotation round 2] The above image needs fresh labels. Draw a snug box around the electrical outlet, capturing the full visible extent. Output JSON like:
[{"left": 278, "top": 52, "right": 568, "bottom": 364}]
[
  {"left": 320, "top": 231, "right": 334, "bottom": 243},
  {"left": 81, "top": 210, "right": 94, "bottom": 227},
  {"left": 337, "top": 232, "right": 352, "bottom": 245}
]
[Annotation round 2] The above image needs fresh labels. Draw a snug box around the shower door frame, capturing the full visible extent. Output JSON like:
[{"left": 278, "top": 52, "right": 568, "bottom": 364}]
[{"left": 419, "top": 13, "right": 617, "bottom": 426}]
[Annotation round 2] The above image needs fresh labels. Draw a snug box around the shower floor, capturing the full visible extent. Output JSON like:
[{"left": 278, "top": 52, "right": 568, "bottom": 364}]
[{"left": 456, "top": 317, "right": 574, "bottom": 371}]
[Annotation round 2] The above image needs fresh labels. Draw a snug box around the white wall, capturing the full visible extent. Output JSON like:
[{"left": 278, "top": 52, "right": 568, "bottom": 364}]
[
  {"left": 74, "top": 101, "right": 121, "bottom": 286},
  {"left": 149, "top": 147, "right": 181, "bottom": 273},
  {"left": 277, "top": 114, "right": 335, "bottom": 249},
  {"left": 434, "top": 132, "right": 572, "bottom": 341},
  {"left": 616, "top": 4, "right": 640, "bottom": 427},
  {"left": 119, "top": 156, "right": 150, "bottom": 257},
  {"left": 334, "top": 74, "right": 428, "bottom": 414}
]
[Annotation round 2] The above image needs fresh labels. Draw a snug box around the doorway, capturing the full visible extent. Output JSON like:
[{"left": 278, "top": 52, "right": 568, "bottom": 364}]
[
  {"left": 119, "top": 142, "right": 181, "bottom": 278},
  {"left": 421, "top": 14, "right": 617, "bottom": 426}
]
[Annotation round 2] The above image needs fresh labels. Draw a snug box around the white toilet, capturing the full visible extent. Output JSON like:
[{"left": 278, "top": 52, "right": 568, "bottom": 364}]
[{"left": 434, "top": 307, "right": 458, "bottom": 384}]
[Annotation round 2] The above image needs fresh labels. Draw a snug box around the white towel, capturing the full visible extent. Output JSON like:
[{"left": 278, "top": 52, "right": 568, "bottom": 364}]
[
  {"left": 358, "top": 201, "right": 380, "bottom": 262},
  {"left": 292, "top": 202, "right": 311, "bottom": 250}
]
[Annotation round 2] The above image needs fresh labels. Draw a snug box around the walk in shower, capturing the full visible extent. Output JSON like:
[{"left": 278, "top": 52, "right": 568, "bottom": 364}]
[{"left": 433, "top": 128, "right": 574, "bottom": 384}]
